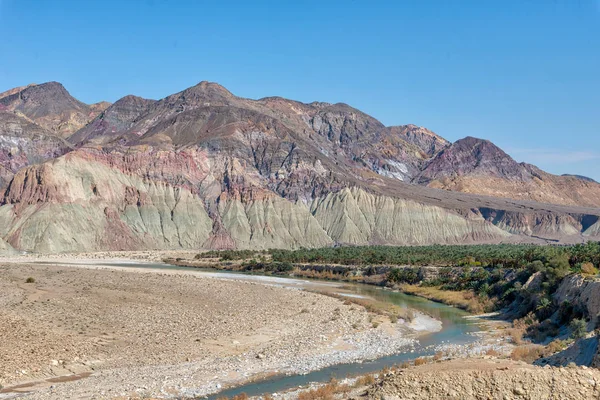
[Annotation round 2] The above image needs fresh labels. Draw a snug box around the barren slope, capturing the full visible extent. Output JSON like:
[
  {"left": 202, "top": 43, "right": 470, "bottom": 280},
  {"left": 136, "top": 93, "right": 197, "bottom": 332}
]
[
  {"left": 0, "top": 82, "right": 107, "bottom": 137},
  {"left": 416, "top": 137, "right": 600, "bottom": 208}
]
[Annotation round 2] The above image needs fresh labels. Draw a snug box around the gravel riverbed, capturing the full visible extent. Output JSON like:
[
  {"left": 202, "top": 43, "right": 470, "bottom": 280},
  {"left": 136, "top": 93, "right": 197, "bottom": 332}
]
[{"left": 0, "top": 261, "right": 420, "bottom": 399}]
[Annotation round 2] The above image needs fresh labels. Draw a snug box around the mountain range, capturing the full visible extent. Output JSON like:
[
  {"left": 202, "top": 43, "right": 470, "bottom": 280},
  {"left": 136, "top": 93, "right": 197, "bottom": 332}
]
[{"left": 0, "top": 81, "right": 599, "bottom": 253}]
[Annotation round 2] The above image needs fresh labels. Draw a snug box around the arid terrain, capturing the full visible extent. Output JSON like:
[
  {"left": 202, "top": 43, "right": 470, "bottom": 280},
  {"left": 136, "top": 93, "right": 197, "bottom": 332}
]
[
  {"left": 364, "top": 358, "right": 600, "bottom": 399},
  {"left": 1, "top": 82, "right": 600, "bottom": 255},
  {"left": 0, "top": 260, "right": 416, "bottom": 399}
]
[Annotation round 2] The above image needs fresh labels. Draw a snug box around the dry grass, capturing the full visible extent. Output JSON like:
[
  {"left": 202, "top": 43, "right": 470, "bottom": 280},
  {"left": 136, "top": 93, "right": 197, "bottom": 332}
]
[
  {"left": 581, "top": 262, "right": 598, "bottom": 276},
  {"left": 354, "top": 373, "right": 376, "bottom": 387},
  {"left": 399, "top": 284, "right": 490, "bottom": 313},
  {"left": 507, "top": 313, "right": 539, "bottom": 345},
  {"left": 414, "top": 357, "right": 428, "bottom": 366},
  {"left": 510, "top": 345, "right": 545, "bottom": 363},
  {"left": 544, "top": 339, "right": 567, "bottom": 356},
  {"left": 216, "top": 394, "right": 249, "bottom": 400},
  {"left": 293, "top": 269, "right": 347, "bottom": 281},
  {"left": 485, "top": 348, "right": 500, "bottom": 357},
  {"left": 297, "top": 378, "right": 350, "bottom": 400},
  {"left": 506, "top": 327, "right": 525, "bottom": 345}
]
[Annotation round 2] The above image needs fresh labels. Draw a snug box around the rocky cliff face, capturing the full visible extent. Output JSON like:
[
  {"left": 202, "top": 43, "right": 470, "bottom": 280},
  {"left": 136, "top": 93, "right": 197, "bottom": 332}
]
[
  {"left": 0, "top": 81, "right": 598, "bottom": 253},
  {"left": 0, "top": 110, "right": 72, "bottom": 190},
  {"left": 386, "top": 124, "right": 450, "bottom": 157},
  {"left": 554, "top": 275, "right": 600, "bottom": 323}
]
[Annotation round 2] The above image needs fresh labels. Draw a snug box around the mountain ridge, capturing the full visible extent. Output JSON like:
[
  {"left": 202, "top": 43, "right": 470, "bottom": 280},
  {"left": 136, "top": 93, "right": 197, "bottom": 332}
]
[{"left": 0, "top": 80, "right": 598, "bottom": 253}]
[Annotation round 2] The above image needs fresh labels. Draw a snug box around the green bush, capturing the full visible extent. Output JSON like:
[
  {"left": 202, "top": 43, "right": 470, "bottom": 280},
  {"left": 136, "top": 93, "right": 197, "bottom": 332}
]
[
  {"left": 387, "top": 267, "right": 419, "bottom": 284},
  {"left": 570, "top": 318, "right": 587, "bottom": 339}
]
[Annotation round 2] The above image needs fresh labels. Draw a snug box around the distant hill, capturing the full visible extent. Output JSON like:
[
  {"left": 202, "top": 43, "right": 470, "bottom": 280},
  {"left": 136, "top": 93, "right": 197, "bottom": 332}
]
[
  {"left": 562, "top": 174, "right": 598, "bottom": 184},
  {"left": 0, "top": 82, "right": 109, "bottom": 138}
]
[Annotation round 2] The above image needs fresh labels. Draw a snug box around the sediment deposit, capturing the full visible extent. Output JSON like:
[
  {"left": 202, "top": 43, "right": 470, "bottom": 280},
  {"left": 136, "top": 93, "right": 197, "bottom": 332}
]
[{"left": 0, "top": 262, "right": 415, "bottom": 398}]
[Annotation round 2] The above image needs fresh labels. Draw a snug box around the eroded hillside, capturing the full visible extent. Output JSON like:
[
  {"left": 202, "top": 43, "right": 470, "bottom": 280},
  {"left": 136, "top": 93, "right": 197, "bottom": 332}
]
[{"left": 0, "top": 81, "right": 599, "bottom": 253}]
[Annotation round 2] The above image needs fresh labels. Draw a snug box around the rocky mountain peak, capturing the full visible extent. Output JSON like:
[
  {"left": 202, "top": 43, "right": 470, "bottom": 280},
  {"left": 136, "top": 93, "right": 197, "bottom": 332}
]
[
  {"left": 0, "top": 83, "right": 37, "bottom": 100},
  {"left": 68, "top": 94, "right": 156, "bottom": 145},
  {"left": 416, "top": 136, "right": 531, "bottom": 184},
  {"left": 386, "top": 124, "right": 450, "bottom": 157},
  {"left": 178, "top": 81, "right": 235, "bottom": 102},
  {"left": 0, "top": 81, "right": 99, "bottom": 137}
]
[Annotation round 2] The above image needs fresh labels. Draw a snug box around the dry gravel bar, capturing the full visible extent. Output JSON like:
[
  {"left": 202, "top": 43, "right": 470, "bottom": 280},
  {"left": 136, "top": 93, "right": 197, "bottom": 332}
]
[{"left": 0, "top": 262, "right": 416, "bottom": 399}]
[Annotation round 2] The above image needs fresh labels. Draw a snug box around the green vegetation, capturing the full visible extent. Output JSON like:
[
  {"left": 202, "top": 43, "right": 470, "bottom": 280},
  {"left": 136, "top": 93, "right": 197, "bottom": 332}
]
[
  {"left": 269, "top": 242, "right": 600, "bottom": 267},
  {"left": 241, "top": 259, "right": 294, "bottom": 273},
  {"left": 25, "top": 277, "right": 35, "bottom": 283},
  {"left": 387, "top": 267, "right": 420, "bottom": 284},
  {"left": 195, "top": 249, "right": 267, "bottom": 261},
  {"left": 570, "top": 318, "right": 587, "bottom": 339}
]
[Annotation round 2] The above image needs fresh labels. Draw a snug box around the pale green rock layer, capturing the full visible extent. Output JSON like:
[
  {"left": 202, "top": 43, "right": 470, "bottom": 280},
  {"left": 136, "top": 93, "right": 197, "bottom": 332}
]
[
  {"left": 0, "top": 157, "right": 592, "bottom": 253},
  {"left": 0, "top": 236, "right": 17, "bottom": 255},
  {"left": 310, "top": 188, "right": 510, "bottom": 246},
  {"left": 584, "top": 219, "right": 600, "bottom": 238}
]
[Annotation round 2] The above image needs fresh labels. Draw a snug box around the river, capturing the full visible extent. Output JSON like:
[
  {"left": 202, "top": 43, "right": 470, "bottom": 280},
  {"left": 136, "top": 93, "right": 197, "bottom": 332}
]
[{"left": 45, "top": 260, "right": 482, "bottom": 399}]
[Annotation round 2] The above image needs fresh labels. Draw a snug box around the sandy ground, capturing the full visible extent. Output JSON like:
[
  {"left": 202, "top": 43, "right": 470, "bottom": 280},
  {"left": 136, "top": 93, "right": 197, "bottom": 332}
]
[
  {"left": 0, "top": 250, "right": 195, "bottom": 264},
  {"left": 0, "top": 259, "right": 417, "bottom": 399}
]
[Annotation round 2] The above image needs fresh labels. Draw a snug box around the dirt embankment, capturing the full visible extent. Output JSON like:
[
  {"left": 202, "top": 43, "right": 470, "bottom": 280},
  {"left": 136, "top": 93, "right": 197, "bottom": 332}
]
[{"left": 365, "top": 359, "right": 600, "bottom": 400}]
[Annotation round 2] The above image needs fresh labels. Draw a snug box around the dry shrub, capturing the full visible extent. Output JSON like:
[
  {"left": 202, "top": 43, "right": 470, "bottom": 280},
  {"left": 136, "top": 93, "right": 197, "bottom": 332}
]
[
  {"left": 507, "top": 314, "right": 537, "bottom": 345},
  {"left": 485, "top": 348, "right": 500, "bottom": 357},
  {"left": 414, "top": 357, "right": 428, "bottom": 366},
  {"left": 510, "top": 345, "right": 545, "bottom": 363},
  {"left": 581, "top": 262, "right": 598, "bottom": 276},
  {"left": 297, "top": 378, "right": 348, "bottom": 400},
  {"left": 294, "top": 269, "right": 342, "bottom": 281},
  {"left": 544, "top": 339, "right": 566, "bottom": 356},
  {"left": 354, "top": 373, "right": 376, "bottom": 387},
  {"left": 399, "top": 361, "right": 411, "bottom": 369},
  {"left": 263, "top": 395, "right": 274, "bottom": 400},
  {"left": 433, "top": 351, "right": 444, "bottom": 361},
  {"left": 231, "top": 394, "right": 249, "bottom": 400},
  {"left": 507, "top": 327, "right": 525, "bottom": 345}
]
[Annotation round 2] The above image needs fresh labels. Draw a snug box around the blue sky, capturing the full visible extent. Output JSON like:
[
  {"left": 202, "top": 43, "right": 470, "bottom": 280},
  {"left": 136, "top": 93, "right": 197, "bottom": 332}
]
[{"left": 0, "top": 0, "right": 598, "bottom": 180}]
